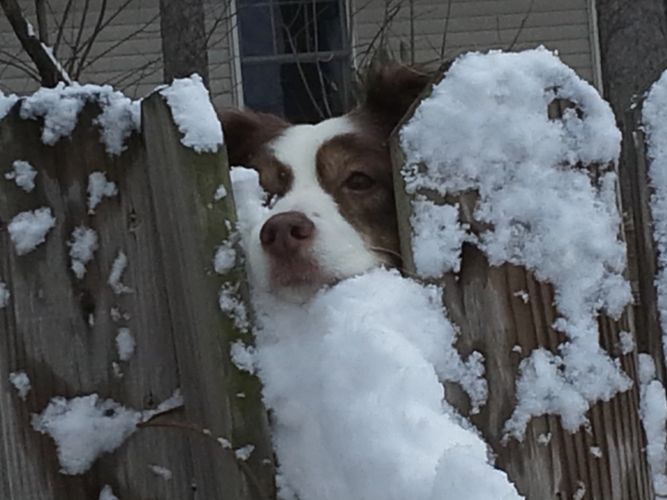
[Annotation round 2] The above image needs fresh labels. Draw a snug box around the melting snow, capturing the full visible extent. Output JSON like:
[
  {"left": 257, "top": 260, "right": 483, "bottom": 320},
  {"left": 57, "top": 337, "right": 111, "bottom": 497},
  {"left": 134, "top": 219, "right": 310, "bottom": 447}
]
[
  {"left": 115, "top": 328, "right": 136, "bottom": 361},
  {"left": 108, "top": 251, "right": 132, "bottom": 294},
  {"left": 0, "top": 281, "right": 9, "bottom": 308},
  {"left": 214, "top": 240, "right": 237, "bottom": 274},
  {"left": 98, "top": 485, "right": 119, "bottom": 500}
]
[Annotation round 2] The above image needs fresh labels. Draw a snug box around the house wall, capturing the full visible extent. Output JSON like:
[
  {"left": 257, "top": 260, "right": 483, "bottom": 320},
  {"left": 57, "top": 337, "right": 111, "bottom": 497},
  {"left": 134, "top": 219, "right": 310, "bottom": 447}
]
[
  {"left": 350, "top": 0, "right": 600, "bottom": 88},
  {"left": 0, "top": 0, "right": 601, "bottom": 105}
]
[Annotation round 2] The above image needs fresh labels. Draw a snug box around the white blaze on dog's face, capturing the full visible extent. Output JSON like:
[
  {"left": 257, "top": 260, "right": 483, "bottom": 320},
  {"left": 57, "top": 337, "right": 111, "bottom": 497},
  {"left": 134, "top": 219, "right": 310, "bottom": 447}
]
[{"left": 221, "top": 65, "right": 430, "bottom": 302}]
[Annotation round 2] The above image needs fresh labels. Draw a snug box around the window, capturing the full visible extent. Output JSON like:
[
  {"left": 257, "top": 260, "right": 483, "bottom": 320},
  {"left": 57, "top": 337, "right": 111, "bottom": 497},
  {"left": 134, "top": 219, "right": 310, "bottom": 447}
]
[{"left": 236, "top": 0, "right": 350, "bottom": 123}]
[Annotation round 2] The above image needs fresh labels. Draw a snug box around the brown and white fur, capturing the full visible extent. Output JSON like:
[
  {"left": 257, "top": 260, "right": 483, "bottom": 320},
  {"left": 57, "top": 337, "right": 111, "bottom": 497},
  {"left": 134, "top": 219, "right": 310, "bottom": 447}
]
[{"left": 220, "top": 65, "right": 430, "bottom": 302}]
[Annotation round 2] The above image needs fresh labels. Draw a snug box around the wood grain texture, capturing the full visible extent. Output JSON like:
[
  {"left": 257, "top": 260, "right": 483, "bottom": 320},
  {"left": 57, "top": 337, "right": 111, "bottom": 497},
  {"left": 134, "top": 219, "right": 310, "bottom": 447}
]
[
  {"left": 390, "top": 81, "right": 652, "bottom": 499},
  {"left": 0, "top": 94, "right": 274, "bottom": 499}
]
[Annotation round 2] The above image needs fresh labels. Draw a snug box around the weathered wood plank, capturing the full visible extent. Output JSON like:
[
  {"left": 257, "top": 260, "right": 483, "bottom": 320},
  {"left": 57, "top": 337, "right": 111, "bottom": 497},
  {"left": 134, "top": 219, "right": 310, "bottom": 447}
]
[
  {"left": 0, "top": 93, "right": 274, "bottom": 499},
  {"left": 390, "top": 77, "right": 652, "bottom": 499}
]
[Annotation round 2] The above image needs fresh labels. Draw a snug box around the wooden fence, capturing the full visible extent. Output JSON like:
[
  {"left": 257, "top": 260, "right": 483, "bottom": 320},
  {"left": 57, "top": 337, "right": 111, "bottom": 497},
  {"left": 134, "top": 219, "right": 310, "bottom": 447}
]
[
  {"left": 0, "top": 93, "right": 274, "bottom": 500},
  {"left": 391, "top": 86, "right": 660, "bottom": 499}
]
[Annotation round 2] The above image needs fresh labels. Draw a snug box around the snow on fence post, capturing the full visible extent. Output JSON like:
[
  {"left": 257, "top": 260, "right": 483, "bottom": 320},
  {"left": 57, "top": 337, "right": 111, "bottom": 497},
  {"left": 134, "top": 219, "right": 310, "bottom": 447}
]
[
  {"left": 390, "top": 50, "right": 652, "bottom": 499},
  {"left": 0, "top": 83, "right": 274, "bottom": 499}
]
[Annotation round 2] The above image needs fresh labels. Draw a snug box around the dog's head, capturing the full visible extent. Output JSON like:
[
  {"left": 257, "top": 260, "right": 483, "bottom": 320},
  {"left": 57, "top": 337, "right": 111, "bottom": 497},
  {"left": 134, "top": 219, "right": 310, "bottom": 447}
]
[{"left": 221, "top": 65, "right": 430, "bottom": 302}]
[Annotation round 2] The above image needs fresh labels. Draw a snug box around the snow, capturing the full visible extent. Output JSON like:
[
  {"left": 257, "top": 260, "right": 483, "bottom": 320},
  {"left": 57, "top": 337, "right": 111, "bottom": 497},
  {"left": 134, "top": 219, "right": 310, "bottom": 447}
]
[
  {"left": 32, "top": 394, "right": 141, "bottom": 475},
  {"left": 214, "top": 184, "right": 227, "bottom": 200},
  {"left": 618, "top": 330, "right": 635, "bottom": 355},
  {"left": 108, "top": 251, "right": 132, "bottom": 294},
  {"left": 98, "top": 485, "right": 119, "bottom": 500},
  {"left": 248, "top": 269, "right": 518, "bottom": 500},
  {"left": 643, "top": 70, "right": 667, "bottom": 372},
  {"left": 148, "top": 464, "right": 173, "bottom": 481},
  {"left": 159, "top": 74, "right": 224, "bottom": 153},
  {"left": 234, "top": 444, "right": 255, "bottom": 461},
  {"left": 32, "top": 390, "right": 182, "bottom": 475},
  {"left": 5, "top": 160, "right": 37, "bottom": 192},
  {"left": 8, "top": 207, "right": 56, "bottom": 255},
  {"left": 638, "top": 354, "right": 667, "bottom": 497},
  {"left": 68, "top": 226, "right": 98, "bottom": 279},
  {"left": 214, "top": 240, "right": 237, "bottom": 274},
  {"left": 19, "top": 83, "right": 140, "bottom": 154},
  {"left": 88, "top": 171, "right": 118, "bottom": 213},
  {"left": 0, "top": 281, "right": 9, "bottom": 308},
  {"left": 218, "top": 283, "right": 250, "bottom": 333},
  {"left": 400, "top": 48, "right": 631, "bottom": 439},
  {"left": 115, "top": 328, "right": 136, "bottom": 361},
  {"left": 9, "top": 371, "right": 31, "bottom": 400},
  {"left": 410, "top": 199, "right": 468, "bottom": 276},
  {"left": 0, "top": 90, "right": 19, "bottom": 120},
  {"left": 230, "top": 340, "right": 256, "bottom": 374}
]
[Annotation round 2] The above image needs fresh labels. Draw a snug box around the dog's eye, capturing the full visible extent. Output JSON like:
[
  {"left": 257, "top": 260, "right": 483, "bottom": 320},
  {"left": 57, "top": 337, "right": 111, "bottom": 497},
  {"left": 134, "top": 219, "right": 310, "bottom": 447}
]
[{"left": 344, "top": 172, "right": 374, "bottom": 191}]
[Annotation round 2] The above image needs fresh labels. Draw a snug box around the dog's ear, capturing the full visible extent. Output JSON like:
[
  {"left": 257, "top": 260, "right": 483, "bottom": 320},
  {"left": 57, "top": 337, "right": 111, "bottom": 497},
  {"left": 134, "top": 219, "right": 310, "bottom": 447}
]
[
  {"left": 219, "top": 109, "right": 289, "bottom": 165},
  {"left": 357, "top": 64, "right": 432, "bottom": 135}
]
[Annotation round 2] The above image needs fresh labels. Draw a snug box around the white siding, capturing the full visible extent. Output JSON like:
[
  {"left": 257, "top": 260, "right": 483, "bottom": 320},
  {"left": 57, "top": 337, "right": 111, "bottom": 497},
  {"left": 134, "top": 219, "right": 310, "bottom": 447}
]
[{"left": 350, "top": 0, "right": 600, "bottom": 86}]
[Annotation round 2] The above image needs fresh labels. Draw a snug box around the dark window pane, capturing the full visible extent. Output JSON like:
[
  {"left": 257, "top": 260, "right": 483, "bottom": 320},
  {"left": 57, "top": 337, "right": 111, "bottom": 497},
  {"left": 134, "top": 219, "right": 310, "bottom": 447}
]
[
  {"left": 274, "top": 1, "right": 343, "bottom": 54},
  {"left": 238, "top": 5, "right": 274, "bottom": 57},
  {"left": 242, "top": 59, "right": 348, "bottom": 123}
]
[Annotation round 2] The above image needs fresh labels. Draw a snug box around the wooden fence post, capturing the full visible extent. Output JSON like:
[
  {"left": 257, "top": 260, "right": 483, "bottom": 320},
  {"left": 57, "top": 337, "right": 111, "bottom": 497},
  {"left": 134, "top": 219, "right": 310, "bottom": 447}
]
[
  {"left": 0, "top": 92, "right": 274, "bottom": 499},
  {"left": 391, "top": 79, "right": 652, "bottom": 500}
]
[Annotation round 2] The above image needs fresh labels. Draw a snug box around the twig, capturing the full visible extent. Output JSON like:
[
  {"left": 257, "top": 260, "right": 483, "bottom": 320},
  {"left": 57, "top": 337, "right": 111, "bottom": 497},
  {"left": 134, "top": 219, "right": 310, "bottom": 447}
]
[
  {"left": 65, "top": 0, "right": 90, "bottom": 74},
  {"left": 0, "top": 0, "right": 69, "bottom": 86},
  {"left": 74, "top": 0, "right": 108, "bottom": 79},
  {"left": 50, "top": 0, "right": 73, "bottom": 56},
  {"left": 506, "top": 0, "right": 535, "bottom": 51},
  {"left": 439, "top": 0, "right": 453, "bottom": 60}
]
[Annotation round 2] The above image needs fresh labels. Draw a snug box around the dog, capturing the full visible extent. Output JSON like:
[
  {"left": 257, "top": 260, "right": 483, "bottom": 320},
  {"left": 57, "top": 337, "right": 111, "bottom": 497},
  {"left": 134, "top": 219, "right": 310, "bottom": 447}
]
[{"left": 220, "top": 65, "right": 430, "bottom": 302}]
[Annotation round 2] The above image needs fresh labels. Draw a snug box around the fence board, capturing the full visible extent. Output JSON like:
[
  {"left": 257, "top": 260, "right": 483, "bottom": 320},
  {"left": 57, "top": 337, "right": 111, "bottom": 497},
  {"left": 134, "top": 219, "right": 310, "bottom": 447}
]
[
  {"left": 390, "top": 82, "right": 652, "bottom": 500},
  {"left": 0, "top": 93, "right": 274, "bottom": 499}
]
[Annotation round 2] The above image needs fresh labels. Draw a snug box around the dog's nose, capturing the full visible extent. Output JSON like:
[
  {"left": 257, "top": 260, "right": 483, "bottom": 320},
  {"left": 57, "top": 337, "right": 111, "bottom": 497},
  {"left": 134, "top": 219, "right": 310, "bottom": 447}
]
[{"left": 260, "top": 211, "right": 315, "bottom": 256}]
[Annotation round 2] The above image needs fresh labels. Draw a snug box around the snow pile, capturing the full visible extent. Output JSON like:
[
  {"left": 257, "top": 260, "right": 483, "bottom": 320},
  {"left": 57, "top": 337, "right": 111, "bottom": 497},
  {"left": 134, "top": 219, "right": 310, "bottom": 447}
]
[
  {"left": 0, "top": 90, "right": 19, "bottom": 120},
  {"left": 68, "top": 226, "right": 98, "bottom": 278},
  {"left": 159, "top": 74, "right": 224, "bottom": 153},
  {"left": 9, "top": 371, "right": 31, "bottom": 400},
  {"left": 5, "top": 160, "right": 37, "bottom": 192},
  {"left": 19, "top": 83, "right": 140, "bottom": 155},
  {"left": 32, "top": 394, "right": 141, "bottom": 475},
  {"left": 230, "top": 340, "right": 256, "bottom": 374},
  {"left": 251, "top": 270, "right": 515, "bottom": 500},
  {"left": 8, "top": 207, "right": 56, "bottom": 255},
  {"left": 0, "top": 281, "right": 9, "bottom": 308},
  {"left": 87, "top": 171, "right": 118, "bottom": 213},
  {"left": 115, "top": 328, "right": 135, "bottom": 361},
  {"left": 230, "top": 169, "right": 518, "bottom": 500},
  {"left": 400, "top": 48, "right": 632, "bottom": 438},
  {"left": 643, "top": 70, "right": 667, "bottom": 367},
  {"left": 638, "top": 354, "right": 667, "bottom": 497}
]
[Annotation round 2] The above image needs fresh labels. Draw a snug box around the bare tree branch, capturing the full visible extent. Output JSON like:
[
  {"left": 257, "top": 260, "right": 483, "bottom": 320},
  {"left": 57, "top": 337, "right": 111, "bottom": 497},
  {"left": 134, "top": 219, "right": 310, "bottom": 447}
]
[
  {"left": 506, "top": 0, "right": 535, "bottom": 51},
  {"left": 439, "top": 0, "right": 453, "bottom": 60},
  {"left": 65, "top": 0, "right": 90, "bottom": 74},
  {"left": 35, "top": 0, "right": 48, "bottom": 44},
  {"left": 73, "top": 0, "right": 107, "bottom": 79},
  {"left": 0, "top": 0, "right": 69, "bottom": 86},
  {"left": 50, "top": 0, "right": 73, "bottom": 56}
]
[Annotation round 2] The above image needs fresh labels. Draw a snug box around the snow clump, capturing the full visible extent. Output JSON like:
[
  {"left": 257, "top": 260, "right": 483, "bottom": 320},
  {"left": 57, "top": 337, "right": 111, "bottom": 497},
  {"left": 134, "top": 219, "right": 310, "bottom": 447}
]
[
  {"left": 68, "top": 226, "right": 98, "bottom": 278},
  {"left": 0, "top": 90, "right": 19, "bottom": 120},
  {"left": 115, "top": 328, "right": 136, "bottom": 361},
  {"left": 159, "top": 74, "right": 224, "bottom": 153},
  {"left": 88, "top": 171, "right": 118, "bottom": 213},
  {"left": 9, "top": 207, "right": 56, "bottom": 255},
  {"left": 5, "top": 160, "right": 37, "bottom": 192},
  {"left": 9, "top": 371, "right": 31, "bottom": 400}
]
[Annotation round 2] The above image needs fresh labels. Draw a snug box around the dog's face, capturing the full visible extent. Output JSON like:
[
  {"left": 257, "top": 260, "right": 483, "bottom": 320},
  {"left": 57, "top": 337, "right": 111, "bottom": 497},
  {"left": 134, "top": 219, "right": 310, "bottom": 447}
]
[{"left": 222, "top": 65, "right": 429, "bottom": 302}]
